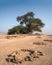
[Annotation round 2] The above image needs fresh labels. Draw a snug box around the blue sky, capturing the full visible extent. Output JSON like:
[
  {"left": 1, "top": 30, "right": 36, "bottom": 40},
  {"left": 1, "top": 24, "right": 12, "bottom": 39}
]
[{"left": 0, "top": 0, "right": 52, "bottom": 34}]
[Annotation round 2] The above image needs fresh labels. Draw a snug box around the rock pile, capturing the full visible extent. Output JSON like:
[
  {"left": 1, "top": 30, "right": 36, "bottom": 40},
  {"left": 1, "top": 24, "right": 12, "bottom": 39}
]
[{"left": 6, "top": 49, "right": 44, "bottom": 64}]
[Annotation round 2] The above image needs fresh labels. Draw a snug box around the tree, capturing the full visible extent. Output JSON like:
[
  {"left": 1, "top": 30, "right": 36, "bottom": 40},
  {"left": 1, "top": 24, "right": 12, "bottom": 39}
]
[
  {"left": 8, "top": 26, "right": 19, "bottom": 34},
  {"left": 7, "top": 25, "right": 27, "bottom": 34},
  {"left": 17, "top": 12, "right": 44, "bottom": 33},
  {"left": 8, "top": 12, "right": 44, "bottom": 34}
]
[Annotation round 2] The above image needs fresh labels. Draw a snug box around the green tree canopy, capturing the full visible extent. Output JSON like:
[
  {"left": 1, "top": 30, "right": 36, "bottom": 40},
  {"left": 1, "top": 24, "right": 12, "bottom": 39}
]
[
  {"left": 8, "top": 12, "right": 45, "bottom": 34},
  {"left": 17, "top": 12, "right": 44, "bottom": 33}
]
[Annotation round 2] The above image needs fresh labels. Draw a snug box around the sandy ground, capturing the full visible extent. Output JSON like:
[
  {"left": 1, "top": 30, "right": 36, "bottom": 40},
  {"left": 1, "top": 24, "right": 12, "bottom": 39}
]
[{"left": 0, "top": 34, "right": 52, "bottom": 65}]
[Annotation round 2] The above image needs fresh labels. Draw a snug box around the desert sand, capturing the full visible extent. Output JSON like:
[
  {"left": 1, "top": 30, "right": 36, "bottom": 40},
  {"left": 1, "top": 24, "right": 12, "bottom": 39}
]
[{"left": 0, "top": 34, "right": 52, "bottom": 65}]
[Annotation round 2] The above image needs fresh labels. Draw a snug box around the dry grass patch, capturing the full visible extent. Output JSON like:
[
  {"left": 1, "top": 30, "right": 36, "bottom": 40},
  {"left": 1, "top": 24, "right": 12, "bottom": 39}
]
[
  {"left": 44, "top": 39, "right": 52, "bottom": 42},
  {"left": 33, "top": 42, "right": 46, "bottom": 45}
]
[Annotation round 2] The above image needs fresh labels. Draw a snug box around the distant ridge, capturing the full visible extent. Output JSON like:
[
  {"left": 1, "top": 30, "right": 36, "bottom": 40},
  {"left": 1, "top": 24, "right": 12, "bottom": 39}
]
[
  {"left": 0, "top": 32, "right": 6, "bottom": 34},
  {"left": 48, "top": 35, "right": 52, "bottom": 36}
]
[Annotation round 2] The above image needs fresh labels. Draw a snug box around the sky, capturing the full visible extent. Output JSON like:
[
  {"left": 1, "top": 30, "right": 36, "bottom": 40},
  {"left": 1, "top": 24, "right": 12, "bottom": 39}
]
[{"left": 0, "top": 0, "right": 52, "bottom": 34}]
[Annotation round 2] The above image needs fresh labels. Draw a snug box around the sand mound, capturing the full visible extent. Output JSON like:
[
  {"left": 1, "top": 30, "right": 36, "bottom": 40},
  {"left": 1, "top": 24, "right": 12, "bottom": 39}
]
[{"left": 0, "top": 34, "right": 52, "bottom": 65}]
